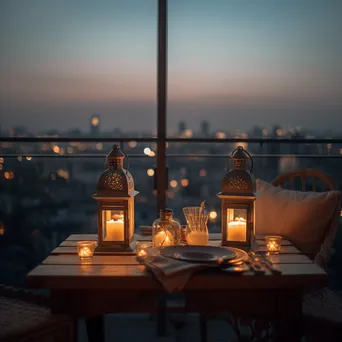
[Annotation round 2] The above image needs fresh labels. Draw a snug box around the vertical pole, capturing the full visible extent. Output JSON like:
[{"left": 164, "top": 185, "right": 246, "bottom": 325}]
[{"left": 156, "top": 0, "right": 167, "bottom": 214}]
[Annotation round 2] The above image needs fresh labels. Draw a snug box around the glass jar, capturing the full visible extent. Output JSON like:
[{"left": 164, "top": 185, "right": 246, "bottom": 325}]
[{"left": 152, "top": 208, "right": 181, "bottom": 248}]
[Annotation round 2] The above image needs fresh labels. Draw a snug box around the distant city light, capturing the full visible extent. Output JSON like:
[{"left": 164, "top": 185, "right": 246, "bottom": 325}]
[
  {"left": 181, "top": 179, "right": 189, "bottom": 187},
  {"left": 327, "top": 143, "right": 332, "bottom": 150},
  {"left": 52, "top": 145, "right": 60, "bottom": 154},
  {"left": 128, "top": 141, "right": 137, "bottom": 148},
  {"left": 0, "top": 224, "right": 4, "bottom": 235},
  {"left": 170, "top": 180, "right": 178, "bottom": 188},
  {"left": 216, "top": 132, "right": 226, "bottom": 139},
  {"left": 26, "top": 156, "right": 32, "bottom": 161},
  {"left": 167, "top": 192, "right": 176, "bottom": 199},
  {"left": 91, "top": 117, "right": 99, "bottom": 127},
  {"left": 4, "top": 171, "right": 15, "bottom": 180},
  {"left": 148, "top": 151, "right": 155, "bottom": 157},
  {"left": 57, "top": 169, "right": 69, "bottom": 180},
  {"left": 276, "top": 128, "right": 283, "bottom": 136},
  {"left": 262, "top": 128, "right": 268, "bottom": 137},
  {"left": 59, "top": 148, "right": 65, "bottom": 155},
  {"left": 182, "top": 129, "right": 193, "bottom": 138},
  {"left": 0, "top": 165, "right": 3, "bottom": 171},
  {"left": 0, "top": 157, "right": 3, "bottom": 163},
  {"left": 147, "top": 169, "right": 155, "bottom": 177},
  {"left": 340, "top": 148, "right": 342, "bottom": 155},
  {"left": 199, "top": 169, "right": 207, "bottom": 177},
  {"left": 144, "top": 147, "right": 151, "bottom": 155},
  {"left": 67, "top": 147, "right": 74, "bottom": 154},
  {"left": 96, "top": 143, "right": 103, "bottom": 150},
  {"left": 209, "top": 211, "right": 218, "bottom": 220},
  {"left": 17, "top": 156, "right": 22, "bottom": 162}
]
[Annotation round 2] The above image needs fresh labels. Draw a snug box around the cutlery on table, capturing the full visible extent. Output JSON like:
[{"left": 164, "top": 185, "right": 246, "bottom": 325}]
[
  {"left": 244, "top": 256, "right": 265, "bottom": 275},
  {"left": 249, "top": 251, "right": 282, "bottom": 275}
]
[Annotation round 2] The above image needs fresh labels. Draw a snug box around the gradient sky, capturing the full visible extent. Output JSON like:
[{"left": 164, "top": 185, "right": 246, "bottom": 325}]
[{"left": 0, "top": 0, "right": 342, "bottom": 134}]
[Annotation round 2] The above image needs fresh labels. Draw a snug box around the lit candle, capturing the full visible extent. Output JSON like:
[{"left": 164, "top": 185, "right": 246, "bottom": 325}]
[
  {"left": 227, "top": 217, "right": 246, "bottom": 242},
  {"left": 106, "top": 219, "right": 124, "bottom": 241},
  {"left": 153, "top": 230, "right": 174, "bottom": 247},
  {"left": 138, "top": 249, "right": 147, "bottom": 257},
  {"left": 136, "top": 242, "right": 150, "bottom": 257},
  {"left": 77, "top": 241, "right": 95, "bottom": 260},
  {"left": 186, "top": 231, "right": 208, "bottom": 245},
  {"left": 265, "top": 236, "right": 282, "bottom": 254}
]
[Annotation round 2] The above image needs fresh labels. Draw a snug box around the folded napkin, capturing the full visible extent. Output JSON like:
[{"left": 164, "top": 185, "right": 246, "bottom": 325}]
[{"left": 138, "top": 251, "right": 209, "bottom": 292}]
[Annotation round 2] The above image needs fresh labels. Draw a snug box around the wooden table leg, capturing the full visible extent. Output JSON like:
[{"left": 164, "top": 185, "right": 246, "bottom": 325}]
[
  {"left": 274, "top": 291, "right": 302, "bottom": 342},
  {"left": 85, "top": 315, "right": 105, "bottom": 342}
]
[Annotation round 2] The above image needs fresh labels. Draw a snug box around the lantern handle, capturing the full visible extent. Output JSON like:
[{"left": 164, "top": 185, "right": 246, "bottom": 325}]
[
  {"left": 121, "top": 149, "right": 130, "bottom": 175},
  {"left": 244, "top": 149, "right": 253, "bottom": 173},
  {"left": 227, "top": 147, "right": 253, "bottom": 173}
]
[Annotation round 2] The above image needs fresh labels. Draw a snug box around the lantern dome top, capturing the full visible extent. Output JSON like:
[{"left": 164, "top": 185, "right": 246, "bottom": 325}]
[
  {"left": 218, "top": 146, "right": 255, "bottom": 197},
  {"left": 230, "top": 146, "right": 250, "bottom": 160},
  {"left": 93, "top": 145, "right": 138, "bottom": 199},
  {"left": 106, "top": 144, "right": 125, "bottom": 159}
]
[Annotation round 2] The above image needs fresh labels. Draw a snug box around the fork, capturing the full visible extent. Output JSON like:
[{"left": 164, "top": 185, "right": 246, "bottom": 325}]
[{"left": 250, "top": 251, "right": 282, "bottom": 275}]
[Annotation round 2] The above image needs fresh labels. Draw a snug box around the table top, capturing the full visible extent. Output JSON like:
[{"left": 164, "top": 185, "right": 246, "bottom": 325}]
[{"left": 27, "top": 233, "right": 327, "bottom": 291}]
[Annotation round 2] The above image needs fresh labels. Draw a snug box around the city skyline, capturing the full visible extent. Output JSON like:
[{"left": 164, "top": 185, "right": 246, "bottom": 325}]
[{"left": 1, "top": 0, "right": 342, "bottom": 132}]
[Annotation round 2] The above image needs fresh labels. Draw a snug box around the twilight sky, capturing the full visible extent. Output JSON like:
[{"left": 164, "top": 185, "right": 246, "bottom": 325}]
[{"left": 0, "top": 0, "right": 341, "bottom": 134}]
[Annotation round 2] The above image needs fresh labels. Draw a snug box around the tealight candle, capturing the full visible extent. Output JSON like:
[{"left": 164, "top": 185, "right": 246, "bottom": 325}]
[
  {"left": 136, "top": 242, "right": 151, "bottom": 257},
  {"left": 77, "top": 241, "right": 95, "bottom": 260},
  {"left": 265, "top": 236, "right": 282, "bottom": 254}
]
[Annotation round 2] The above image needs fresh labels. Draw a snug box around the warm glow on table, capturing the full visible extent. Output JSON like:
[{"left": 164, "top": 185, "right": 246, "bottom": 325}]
[
  {"left": 186, "top": 231, "right": 209, "bottom": 245},
  {"left": 153, "top": 230, "right": 174, "bottom": 247},
  {"left": 227, "top": 217, "right": 246, "bottom": 241},
  {"left": 106, "top": 219, "right": 124, "bottom": 241}
]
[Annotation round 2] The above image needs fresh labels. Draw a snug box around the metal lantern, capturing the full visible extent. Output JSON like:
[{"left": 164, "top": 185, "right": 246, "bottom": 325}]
[
  {"left": 93, "top": 145, "right": 138, "bottom": 253},
  {"left": 217, "top": 146, "right": 255, "bottom": 248}
]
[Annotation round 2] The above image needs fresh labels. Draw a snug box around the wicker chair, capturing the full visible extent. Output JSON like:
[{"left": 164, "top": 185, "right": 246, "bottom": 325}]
[
  {"left": 271, "top": 169, "right": 336, "bottom": 192},
  {"left": 272, "top": 169, "right": 342, "bottom": 342},
  {"left": 0, "top": 285, "right": 76, "bottom": 342}
]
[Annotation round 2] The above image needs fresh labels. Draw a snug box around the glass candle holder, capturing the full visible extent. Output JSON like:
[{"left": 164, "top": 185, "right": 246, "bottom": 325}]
[
  {"left": 77, "top": 241, "right": 95, "bottom": 260},
  {"left": 136, "top": 242, "right": 151, "bottom": 258},
  {"left": 265, "top": 236, "right": 282, "bottom": 254}
]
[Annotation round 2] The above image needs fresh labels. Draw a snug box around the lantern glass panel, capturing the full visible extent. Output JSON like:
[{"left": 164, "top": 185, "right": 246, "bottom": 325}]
[
  {"left": 102, "top": 208, "right": 125, "bottom": 242},
  {"left": 226, "top": 208, "right": 247, "bottom": 242}
]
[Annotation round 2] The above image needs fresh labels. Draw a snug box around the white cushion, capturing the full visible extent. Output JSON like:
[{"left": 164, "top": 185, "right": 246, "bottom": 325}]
[{"left": 255, "top": 179, "right": 341, "bottom": 268}]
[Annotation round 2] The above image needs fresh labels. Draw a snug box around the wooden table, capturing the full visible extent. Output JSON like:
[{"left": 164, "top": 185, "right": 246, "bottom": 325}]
[{"left": 27, "top": 234, "right": 327, "bottom": 342}]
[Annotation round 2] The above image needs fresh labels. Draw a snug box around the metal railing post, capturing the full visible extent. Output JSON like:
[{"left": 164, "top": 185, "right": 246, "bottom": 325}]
[{"left": 156, "top": 0, "right": 167, "bottom": 214}]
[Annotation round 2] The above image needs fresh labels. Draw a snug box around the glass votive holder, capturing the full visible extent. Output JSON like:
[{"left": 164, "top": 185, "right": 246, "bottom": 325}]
[
  {"left": 77, "top": 241, "right": 95, "bottom": 260},
  {"left": 265, "top": 236, "right": 282, "bottom": 254},
  {"left": 136, "top": 242, "right": 151, "bottom": 258}
]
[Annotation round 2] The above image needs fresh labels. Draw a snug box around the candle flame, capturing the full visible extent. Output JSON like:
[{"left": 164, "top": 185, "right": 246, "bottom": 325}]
[{"left": 234, "top": 217, "right": 246, "bottom": 222}]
